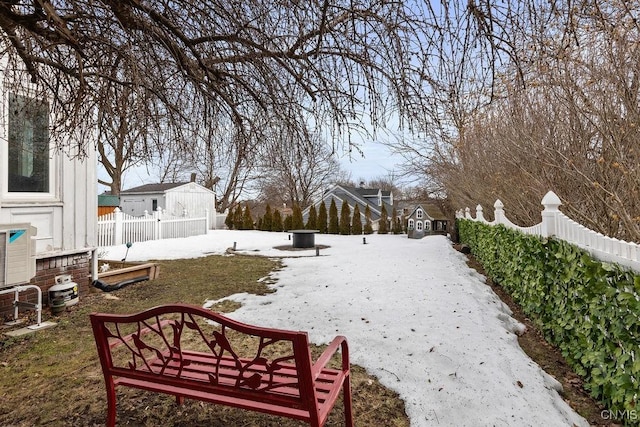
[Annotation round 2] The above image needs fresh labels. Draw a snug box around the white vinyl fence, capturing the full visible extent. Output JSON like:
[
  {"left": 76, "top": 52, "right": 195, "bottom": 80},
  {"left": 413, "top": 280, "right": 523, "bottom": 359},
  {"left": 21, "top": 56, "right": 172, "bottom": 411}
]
[
  {"left": 97, "top": 208, "right": 209, "bottom": 247},
  {"left": 457, "top": 191, "right": 640, "bottom": 272}
]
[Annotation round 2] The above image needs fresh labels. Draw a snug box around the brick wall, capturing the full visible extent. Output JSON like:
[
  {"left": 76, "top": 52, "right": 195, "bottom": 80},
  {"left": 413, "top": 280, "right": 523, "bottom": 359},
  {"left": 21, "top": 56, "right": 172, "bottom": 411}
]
[{"left": 0, "top": 252, "right": 92, "bottom": 318}]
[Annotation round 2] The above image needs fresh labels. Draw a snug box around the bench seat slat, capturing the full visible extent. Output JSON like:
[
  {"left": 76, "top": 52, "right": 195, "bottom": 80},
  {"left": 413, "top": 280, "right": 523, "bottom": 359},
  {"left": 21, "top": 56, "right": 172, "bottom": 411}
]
[{"left": 114, "top": 377, "right": 311, "bottom": 421}]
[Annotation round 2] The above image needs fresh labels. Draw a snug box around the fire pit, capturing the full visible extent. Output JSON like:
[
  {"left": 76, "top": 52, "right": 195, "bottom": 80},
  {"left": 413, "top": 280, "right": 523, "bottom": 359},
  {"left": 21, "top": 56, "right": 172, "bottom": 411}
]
[{"left": 290, "top": 230, "right": 319, "bottom": 249}]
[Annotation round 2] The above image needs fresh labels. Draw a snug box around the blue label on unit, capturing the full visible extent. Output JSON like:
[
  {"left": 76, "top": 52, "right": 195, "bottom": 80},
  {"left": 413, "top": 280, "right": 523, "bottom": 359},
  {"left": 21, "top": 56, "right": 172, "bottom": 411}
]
[{"left": 9, "top": 230, "right": 25, "bottom": 243}]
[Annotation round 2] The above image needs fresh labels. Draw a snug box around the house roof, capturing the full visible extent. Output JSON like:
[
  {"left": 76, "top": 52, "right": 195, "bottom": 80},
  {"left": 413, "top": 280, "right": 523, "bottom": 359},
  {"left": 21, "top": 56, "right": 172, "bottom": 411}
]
[
  {"left": 304, "top": 185, "right": 394, "bottom": 222},
  {"left": 121, "top": 182, "right": 189, "bottom": 194},
  {"left": 407, "top": 203, "right": 448, "bottom": 220}
]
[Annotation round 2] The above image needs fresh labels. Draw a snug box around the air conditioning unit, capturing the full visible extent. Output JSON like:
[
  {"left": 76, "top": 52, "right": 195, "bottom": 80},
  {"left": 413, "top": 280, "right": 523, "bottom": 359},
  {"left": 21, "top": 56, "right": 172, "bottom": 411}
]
[{"left": 0, "top": 223, "right": 37, "bottom": 289}]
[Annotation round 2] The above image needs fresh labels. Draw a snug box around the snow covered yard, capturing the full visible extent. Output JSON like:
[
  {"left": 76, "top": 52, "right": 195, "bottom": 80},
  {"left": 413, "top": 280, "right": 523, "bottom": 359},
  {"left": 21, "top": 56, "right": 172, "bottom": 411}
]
[{"left": 102, "top": 230, "right": 588, "bottom": 427}]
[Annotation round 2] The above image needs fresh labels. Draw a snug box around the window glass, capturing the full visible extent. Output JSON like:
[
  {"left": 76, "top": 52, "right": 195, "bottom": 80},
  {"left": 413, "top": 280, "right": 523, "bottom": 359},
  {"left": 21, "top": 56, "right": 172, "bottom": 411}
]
[
  {"left": 417, "top": 209, "right": 423, "bottom": 219},
  {"left": 416, "top": 221, "right": 423, "bottom": 231},
  {"left": 8, "top": 94, "right": 49, "bottom": 192}
]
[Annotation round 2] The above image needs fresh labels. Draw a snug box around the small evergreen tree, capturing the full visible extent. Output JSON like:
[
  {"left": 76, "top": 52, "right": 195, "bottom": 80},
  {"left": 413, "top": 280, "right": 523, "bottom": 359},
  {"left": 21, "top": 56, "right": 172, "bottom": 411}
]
[
  {"left": 328, "top": 199, "right": 339, "bottom": 234},
  {"left": 351, "top": 204, "right": 362, "bottom": 235},
  {"left": 401, "top": 214, "right": 407, "bottom": 233},
  {"left": 317, "top": 201, "right": 328, "bottom": 233},
  {"left": 378, "top": 204, "right": 389, "bottom": 234},
  {"left": 291, "top": 204, "right": 304, "bottom": 229},
  {"left": 339, "top": 199, "right": 351, "bottom": 235},
  {"left": 262, "top": 204, "right": 273, "bottom": 231},
  {"left": 363, "top": 205, "right": 374, "bottom": 234},
  {"left": 243, "top": 204, "right": 254, "bottom": 230},
  {"left": 306, "top": 205, "right": 318, "bottom": 230},
  {"left": 225, "top": 208, "right": 234, "bottom": 229},
  {"left": 284, "top": 214, "right": 293, "bottom": 231},
  {"left": 272, "top": 209, "right": 283, "bottom": 232},
  {"left": 233, "top": 204, "right": 244, "bottom": 230},
  {"left": 391, "top": 207, "right": 401, "bottom": 234}
]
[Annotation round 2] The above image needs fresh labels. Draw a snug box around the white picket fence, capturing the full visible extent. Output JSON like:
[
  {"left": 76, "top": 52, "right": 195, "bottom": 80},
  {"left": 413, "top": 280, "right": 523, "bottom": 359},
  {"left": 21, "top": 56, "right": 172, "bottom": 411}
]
[
  {"left": 97, "top": 208, "right": 209, "bottom": 247},
  {"left": 457, "top": 191, "right": 640, "bottom": 272}
]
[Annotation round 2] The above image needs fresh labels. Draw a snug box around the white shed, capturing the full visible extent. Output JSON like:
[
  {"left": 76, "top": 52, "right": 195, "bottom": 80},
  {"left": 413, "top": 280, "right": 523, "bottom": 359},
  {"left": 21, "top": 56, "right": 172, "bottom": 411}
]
[{"left": 119, "top": 182, "right": 217, "bottom": 227}]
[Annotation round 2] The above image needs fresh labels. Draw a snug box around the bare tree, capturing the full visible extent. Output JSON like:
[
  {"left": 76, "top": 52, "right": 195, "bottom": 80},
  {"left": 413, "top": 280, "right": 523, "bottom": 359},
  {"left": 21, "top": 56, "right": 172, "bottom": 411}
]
[
  {"left": 420, "top": 0, "right": 640, "bottom": 241},
  {"left": 0, "top": 1, "right": 441, "bottom": 156},
  {"left": 259, "top": 125, "right": 342, "bottom": 209}
]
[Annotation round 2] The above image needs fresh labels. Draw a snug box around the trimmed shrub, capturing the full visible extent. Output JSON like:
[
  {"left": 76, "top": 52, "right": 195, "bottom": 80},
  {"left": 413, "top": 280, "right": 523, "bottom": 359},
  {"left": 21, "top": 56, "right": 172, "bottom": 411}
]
[
  {"left": 339, "top": 199, "right": 351, "bottom": 235},
  {"left": 378, "top": 204, "right": 389, "bottom": 234},
  {"left": 363, "top": 205, "right": 373, "bottom": 235},
  {"left": 318, "top": 201, "right": 328, "bottom": 234},
  {"left": 328, "top": 199, "right": 339, "bottom": 234},
  {"left": 352, "top": 205, "right": 362, "bottom": 235},
  {"left": 292, "top": 204, "right": 304, "bottom": 230},
  {"left": 262, "top": 204, "right": 273, "bottom": 231},
  {"left": 458, "top": 219, "right": 640, "bottom": 419},
  {"left": 306, "top": 205, "right": 317, "bottom": 230}
]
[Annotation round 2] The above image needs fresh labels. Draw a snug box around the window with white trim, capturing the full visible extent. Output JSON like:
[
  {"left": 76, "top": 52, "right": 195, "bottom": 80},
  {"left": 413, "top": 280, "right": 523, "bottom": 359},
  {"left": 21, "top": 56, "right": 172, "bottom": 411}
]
[
  {"left": 8, "top": 94, "right": 50, "bottom": 193},
  {"left": 416, "top": 221, "right": 423, "bottom": 231},
  {"left": 416, "top": 209, "right": 423, "bottom": 219},
  {"left": 408, "top": 219, "right": 414, "bottom": 230}
]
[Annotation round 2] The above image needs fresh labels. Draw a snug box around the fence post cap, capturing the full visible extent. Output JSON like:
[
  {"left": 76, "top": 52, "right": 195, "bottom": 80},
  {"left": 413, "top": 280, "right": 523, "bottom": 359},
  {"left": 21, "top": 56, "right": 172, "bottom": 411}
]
[
  {"left": 541, "top": 191, "right": 562, "bottom": 211},
  {"left": 494, "top": 199, "right": 504, "bottom": 209}
]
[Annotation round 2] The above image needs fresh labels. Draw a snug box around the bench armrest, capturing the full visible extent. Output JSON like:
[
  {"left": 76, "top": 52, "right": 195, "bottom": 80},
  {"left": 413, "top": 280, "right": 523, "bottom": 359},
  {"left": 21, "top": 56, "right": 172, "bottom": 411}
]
[{"left": 311, "top": 335, "right": 349, "bottom": 380}]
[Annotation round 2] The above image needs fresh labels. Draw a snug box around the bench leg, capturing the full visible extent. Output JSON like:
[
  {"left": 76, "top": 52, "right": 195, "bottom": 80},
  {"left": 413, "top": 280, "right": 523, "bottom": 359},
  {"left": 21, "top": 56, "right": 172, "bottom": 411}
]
[
  {"left": 176, "top": 395, "right": 184, "bottom": 405},
  {"left": 105, "top": 381, "right": 117, "bottom": 427},
  {"left": 343, "top": 375, "right": 354, "bottom": 427}
]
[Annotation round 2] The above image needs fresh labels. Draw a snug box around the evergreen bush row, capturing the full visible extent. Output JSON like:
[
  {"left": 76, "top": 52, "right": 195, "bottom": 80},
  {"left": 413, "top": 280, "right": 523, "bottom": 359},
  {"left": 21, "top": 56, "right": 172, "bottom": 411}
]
[
  {"left": 457, "top": 219, "right": 640, "bottom": 424},
  {"left": 228, "top": 199, "right": 407, "bottom": 235}
]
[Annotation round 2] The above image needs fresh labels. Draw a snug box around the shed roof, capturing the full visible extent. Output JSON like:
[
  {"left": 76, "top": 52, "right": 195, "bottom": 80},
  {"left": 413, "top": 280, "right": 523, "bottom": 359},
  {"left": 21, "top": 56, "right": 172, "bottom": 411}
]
[
  {"left": 121, "top": 182, "right": 189, "bottom": 194},
  {"left": 98, "top": 194, "right": 120, "bottom": 207}
]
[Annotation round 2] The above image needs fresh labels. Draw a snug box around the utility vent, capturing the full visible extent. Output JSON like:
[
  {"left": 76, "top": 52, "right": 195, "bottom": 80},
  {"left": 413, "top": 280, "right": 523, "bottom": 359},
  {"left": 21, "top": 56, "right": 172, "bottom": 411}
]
[{"left": 0, "top": 223, "right": 37, "bottom": 289}]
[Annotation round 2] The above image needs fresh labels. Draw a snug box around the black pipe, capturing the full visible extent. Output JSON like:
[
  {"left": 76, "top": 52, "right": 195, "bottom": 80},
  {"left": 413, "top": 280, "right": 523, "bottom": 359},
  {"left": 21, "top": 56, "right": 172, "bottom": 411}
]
[{"left": 91, "top": 276, "right": 149, "bottom": 292}]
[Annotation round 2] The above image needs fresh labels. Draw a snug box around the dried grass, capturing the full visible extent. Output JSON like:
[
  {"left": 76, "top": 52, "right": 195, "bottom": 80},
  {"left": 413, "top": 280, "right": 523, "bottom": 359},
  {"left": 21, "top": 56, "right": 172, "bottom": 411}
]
[{"left": 0, "top": 254, "right": 409, "bottom": 426}]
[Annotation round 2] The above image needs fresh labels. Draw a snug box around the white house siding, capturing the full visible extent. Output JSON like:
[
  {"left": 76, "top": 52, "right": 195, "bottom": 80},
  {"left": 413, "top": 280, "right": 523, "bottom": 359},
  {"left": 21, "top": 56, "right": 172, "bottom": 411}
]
[{"left": 0, "top": 63, "right": 97, "bottom": 310}]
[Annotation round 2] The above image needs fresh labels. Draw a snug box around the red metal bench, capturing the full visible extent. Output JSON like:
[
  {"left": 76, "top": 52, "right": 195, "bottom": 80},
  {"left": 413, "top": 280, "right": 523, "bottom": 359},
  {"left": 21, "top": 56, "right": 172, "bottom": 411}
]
[{"left": 90, "top": 303, "right": 353, "bottom": 426}]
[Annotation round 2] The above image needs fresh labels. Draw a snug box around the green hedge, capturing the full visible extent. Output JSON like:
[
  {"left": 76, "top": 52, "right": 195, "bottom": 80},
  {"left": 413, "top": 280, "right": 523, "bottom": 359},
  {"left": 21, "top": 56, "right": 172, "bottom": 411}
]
[{"left": 458, "top": 219, "right": 640, "bottom": 424}]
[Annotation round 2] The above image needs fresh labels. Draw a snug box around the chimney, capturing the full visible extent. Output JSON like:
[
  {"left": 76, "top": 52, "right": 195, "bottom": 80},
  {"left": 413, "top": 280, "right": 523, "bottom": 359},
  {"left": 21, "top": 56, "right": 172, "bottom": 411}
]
[
  {"left": 359, "top": 181, "right": 365, "bottom": 188},
  {"left": 190, "top": 173, "right": 196, "bottom": 182}
]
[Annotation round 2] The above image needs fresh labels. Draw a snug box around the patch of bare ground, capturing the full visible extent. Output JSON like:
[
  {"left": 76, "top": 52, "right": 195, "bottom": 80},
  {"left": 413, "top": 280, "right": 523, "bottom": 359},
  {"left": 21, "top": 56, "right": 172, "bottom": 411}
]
[{"left": 454, "top": 243, "right": 620, "bottom": 427}]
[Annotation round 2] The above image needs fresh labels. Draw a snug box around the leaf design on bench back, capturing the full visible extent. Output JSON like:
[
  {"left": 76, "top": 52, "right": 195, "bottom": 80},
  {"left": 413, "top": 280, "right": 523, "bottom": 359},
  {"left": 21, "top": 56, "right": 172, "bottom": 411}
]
[
  {"left": 213, "top": 330, "right": 231, "bottom": 351},
  {"left": 103, "top": 307, "right": 302, "bottom": 394}
]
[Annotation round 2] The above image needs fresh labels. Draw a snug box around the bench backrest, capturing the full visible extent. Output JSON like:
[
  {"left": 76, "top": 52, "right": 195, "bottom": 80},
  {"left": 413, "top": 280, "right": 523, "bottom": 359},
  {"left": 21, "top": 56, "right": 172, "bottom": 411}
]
[{"left": 90, "top": 304, "right": 317, "bottom": 413}]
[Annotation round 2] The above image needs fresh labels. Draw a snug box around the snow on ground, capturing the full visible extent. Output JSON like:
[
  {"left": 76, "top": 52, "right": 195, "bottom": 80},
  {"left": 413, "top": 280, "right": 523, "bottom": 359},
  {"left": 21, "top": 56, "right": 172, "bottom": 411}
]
[{"left": 101, "top": 230, "right": 588, "bottom": 427}]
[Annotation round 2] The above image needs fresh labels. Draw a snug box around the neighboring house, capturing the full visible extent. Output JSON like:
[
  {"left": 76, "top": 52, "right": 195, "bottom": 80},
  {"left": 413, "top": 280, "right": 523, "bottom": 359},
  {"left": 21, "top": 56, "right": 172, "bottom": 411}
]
[
  {"left": 404, "top": 203, "right": 449, "bottom": 239},
  {"left": 303, "top": 184, "right": 394, "bottom": 231},
  {"left": 119, "top": 181, "right": 217, "bottom": 228},
  {"left": 0, "top": 85, "right": 98, "bottom": 318}
]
